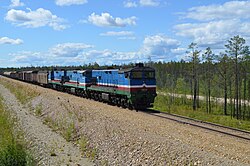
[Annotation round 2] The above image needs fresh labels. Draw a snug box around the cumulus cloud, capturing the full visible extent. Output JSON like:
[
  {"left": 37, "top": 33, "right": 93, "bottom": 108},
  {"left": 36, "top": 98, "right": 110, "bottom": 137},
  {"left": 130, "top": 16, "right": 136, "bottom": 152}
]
[
  {"left": 139, "top": 0, "right": 159, "bottom": 7},
  {"left": 10, "top": 0, "right": 24, "bottom": 8},
  {"left": 175, "top": 1, "right": 250, "bottom": 49},
  {"left": 5, "top": 8, "right": 68, "bottom": 30},
  {"left": 185, "top": 1, "right": 250, "bottom": 21},
  {"left": 76, "top": 49, "right": 140, "bottom": 65},
  {"left": 100, "top": 31, "right": 134, "bottom": 36},
  {"left": 12, "top": 51, "right": 44, "bottom": 64},
  {"left": 10, "top": 49, "right": 140, "bottom": 66},
  {"left": 118, "top": 37, "right": 136, "bottom": 40},
  {"left": 0, "top": 37, "right": 23, "bottom": 45},
  {"left": 8, "top": 35, "right": 184, "bottom": 67},
  {"left": 124, "top": 1, "right": 138, "bottom": 8},
  {"left": 9, "top": 43, "right": 94, "bottom": 66},
  {"left": 55, "top": 0, "right": 88, "bottom": 6},
  {"left": 10, "top": 51, "right": 70, "bottom": 66},
  {"left": 49, "top": 43, "right": 94, "bottom": 57},
  {"left": 123, "top": 0, "right": 159, "bottom": 7},
  {"left": 175, "top": 20, "right": 239, "bottom": 48},
  {"left": 100, "top": 31, "right": 136, "bottom": 40},
  {"left": 140, "top": 34, "right": 181, "bottom": 60},
  {"left": 88, "top": 13, "right": 137, "bottom": 27}
]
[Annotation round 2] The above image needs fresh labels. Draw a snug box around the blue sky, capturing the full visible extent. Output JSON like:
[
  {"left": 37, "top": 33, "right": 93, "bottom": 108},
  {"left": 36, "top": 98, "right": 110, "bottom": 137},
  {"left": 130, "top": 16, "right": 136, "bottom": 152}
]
[{"left": 0, "top": 0, "right": 250, "bottom": 67}]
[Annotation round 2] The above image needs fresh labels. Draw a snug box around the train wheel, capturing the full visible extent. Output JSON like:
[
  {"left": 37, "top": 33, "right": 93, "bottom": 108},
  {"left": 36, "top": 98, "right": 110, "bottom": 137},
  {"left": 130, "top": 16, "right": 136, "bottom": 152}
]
[{"left": 117, "top": 98, "right": 121, "bottom": 107}]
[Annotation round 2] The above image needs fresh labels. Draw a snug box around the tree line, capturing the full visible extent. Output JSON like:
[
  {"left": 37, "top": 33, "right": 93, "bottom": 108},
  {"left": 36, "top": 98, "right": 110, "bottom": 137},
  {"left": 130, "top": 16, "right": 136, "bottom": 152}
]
[{"left": 150, "top": 35, "right": 250, "bottom": 120}]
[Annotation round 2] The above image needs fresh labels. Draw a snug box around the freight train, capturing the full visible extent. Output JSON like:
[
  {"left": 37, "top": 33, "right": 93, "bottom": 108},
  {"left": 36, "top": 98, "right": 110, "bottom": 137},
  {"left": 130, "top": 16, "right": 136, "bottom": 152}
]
[{"left": 1, "top": 63, "right": 157, "bottom": 110}]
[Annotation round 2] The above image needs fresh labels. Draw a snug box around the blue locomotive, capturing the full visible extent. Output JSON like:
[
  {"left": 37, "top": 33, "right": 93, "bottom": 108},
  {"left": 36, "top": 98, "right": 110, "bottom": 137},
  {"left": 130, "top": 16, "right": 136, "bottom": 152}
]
[{"left": 4, "top": 63, "right": 157, "bottom": 110}]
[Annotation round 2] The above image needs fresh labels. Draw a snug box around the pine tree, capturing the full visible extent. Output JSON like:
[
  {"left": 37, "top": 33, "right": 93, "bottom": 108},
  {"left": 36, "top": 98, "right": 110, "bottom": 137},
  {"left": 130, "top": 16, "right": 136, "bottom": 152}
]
[
  {"left": 225, "top": 35, "right": 248, "bottom": 119},
  {"left": 188, "top": 43, "right": 200, "bottom": 110}
]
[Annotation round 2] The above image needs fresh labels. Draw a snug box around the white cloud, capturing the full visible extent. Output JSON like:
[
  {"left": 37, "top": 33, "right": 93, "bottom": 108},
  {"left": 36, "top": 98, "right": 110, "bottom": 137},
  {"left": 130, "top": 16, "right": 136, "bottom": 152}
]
[
  {"left": 185, "top": 1, "right": 250, "bottom": 21},
  {"left": 12, "top": 52, "right": 43, "bottom": 63},
  {"left": 118, "top": 36, "right": 136, "bottom": 40},
  {"left": 100, "top": 31, "right": 134, "bottom": 36},
  {"left": 9, "top": 0, "right": 24, "bottom": 8},
  {"left": 175, "top": 19, "right": 250, "bottom": 48},
  {"left": 10, "top": 49, "right": 141, "bottom": 66},
  {"left": 123, "top": 0, "right": 160, "bottom": 8},
  {"left": 55, "top": 0, "right": 88, "bottom": 6},
  {"left": 0, "top": 37, "right": 23, "bottom": 45},
  {"left": 76, "top": 49, "right": 141, "bottom": 65},
  {"left": 139, "top": 0, "right": 159, "bottom": 7},
  {"left": 140, "top": 34, "right": 181, "bottom": 60},
  {"left": 175, "top": 1, "right": 250, "bottom": 49},
  {"left": 49, "top": 43, "right": 94, "bottom": 57},
  {"left": 124, "top": 1, "right": 138, "bottom": 8},
  {"left": 5, "top": 8, "right": 68, "bottom": 30},
  {"left": 8, "top": 35, "right": 184, "bottom": 67},
  {"left": 9, "top": 43, "right": 94, "bottom": 66},
  {"left": 88, "top": 13, "right": 137, "bottom": 27},
  {"left": 100, "top": 31, "right": 136, "bottom": 40}
]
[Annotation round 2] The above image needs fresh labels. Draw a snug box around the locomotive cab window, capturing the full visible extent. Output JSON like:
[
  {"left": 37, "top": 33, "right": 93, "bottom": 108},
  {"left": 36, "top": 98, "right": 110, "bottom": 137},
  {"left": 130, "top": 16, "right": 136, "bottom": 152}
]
[
  {"left": 131, "top": 71, "right": 143, "bottom": 79},
  {"left": 145, "top": 71, "right": 155, "bottom": 79},
  {"left": 124, "top": 72, "right": 129, "bottom": 78},
  {"left": 83, "top": 71, "right": 91, "bottom": 77}
]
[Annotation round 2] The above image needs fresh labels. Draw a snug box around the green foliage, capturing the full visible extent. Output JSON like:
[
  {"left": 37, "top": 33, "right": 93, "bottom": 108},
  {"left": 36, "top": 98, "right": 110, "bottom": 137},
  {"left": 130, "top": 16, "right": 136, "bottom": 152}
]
[
  {"left": 78, "top": 136, "right": 97, "bottom": 160},
  {"left": 78, "top": 137, "right": 88, "bottom": 153},
  {"left": 0, "top": 96, "right": 35, "bottom": 166},
  {"left": 0, "top": 144, "right": 28, "bottom": 166},
  {"left": 35, "top": 104, "right": 42, "bottom": 116},
  {"left": 63, "top": 122, "right": 76, "bottom": 142},
  {"left": 151, "top": 36, "right": 250, "bottom": 119},
  {"left": 154, "top": 94, "right": 250, "bottom": 131},
  {"left": 0, "top": 79, "right": 40, "bottom": 104}
]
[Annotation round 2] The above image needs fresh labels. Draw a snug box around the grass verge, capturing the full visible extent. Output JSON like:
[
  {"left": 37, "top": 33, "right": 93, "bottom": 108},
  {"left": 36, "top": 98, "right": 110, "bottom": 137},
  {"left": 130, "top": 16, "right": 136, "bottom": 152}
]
[
  {"left": 0, "top": 78, "right": 40, "bottom": 104},
  {"left": 153, "top": 94, "right": 250, "bottom": 131},
  {"left": 78, "top": 136, "right": 97, "bottom": 160},
  {"left": 0, "top": 95, "right": 35, "bottom": 166}
]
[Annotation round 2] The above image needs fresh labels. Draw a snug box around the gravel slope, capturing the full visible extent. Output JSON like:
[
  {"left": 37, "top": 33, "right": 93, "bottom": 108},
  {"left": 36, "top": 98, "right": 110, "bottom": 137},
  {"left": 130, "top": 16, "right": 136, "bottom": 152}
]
[
  {"left": 1, "top": 76, "right": 250, "bottom": 165},
  {"left": 0, "top": 84, "right": 93, "bottom": 166}
]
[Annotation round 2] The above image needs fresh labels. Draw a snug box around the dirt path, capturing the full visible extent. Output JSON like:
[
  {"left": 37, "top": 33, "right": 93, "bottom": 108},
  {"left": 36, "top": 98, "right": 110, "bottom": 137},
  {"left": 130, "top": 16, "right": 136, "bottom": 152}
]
[
  {"left": 0, "top": 84, "right": 93, "bottom": 166},
  {"left": 0, "top": 76, "right": 250, "bottom": 165},
  {"left": 158, "top": 91, "right": 250, "bottom": 105}
]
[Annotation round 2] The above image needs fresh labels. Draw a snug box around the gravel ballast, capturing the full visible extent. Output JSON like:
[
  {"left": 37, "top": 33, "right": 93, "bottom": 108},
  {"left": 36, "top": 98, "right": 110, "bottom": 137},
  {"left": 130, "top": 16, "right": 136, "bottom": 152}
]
[
  {"left": 0, "top": 76, "right": 250, "bottom": 165},
  {"left": 0, "top": 83, "right": 93, "bottom": 166}
]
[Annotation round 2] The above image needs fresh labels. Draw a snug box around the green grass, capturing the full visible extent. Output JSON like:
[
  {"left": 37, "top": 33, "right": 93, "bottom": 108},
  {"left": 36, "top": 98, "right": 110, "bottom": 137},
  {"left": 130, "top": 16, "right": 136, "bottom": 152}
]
[
  {"left": 63, "top": 122, "right": 77, "bottom": 142},
  {"left": 78, "top": 136, "right": 97, "bottom": 160},
  {"left": 0, "top": 96, "right": 35, "bottom": 166},
  {"left": 35, "top": 104, "right": 42, "bottom": 116},
  {"left": 0, "top": 78, "right": 40, "bottom": 104},
  {"left": 154, "top": 94, "right": 250, "bottom": 131}
]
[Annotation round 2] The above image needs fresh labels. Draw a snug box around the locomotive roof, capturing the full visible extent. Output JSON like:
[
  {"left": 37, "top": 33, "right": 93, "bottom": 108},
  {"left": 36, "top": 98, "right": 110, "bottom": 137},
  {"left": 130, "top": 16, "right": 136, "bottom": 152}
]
[
  {"left": 92, "top": 69, "right": 118, "bottom": 72},
  {"left": 118, "top": 66, "right": 155, "bottom": 73},
  {"left": 67, "top": 70, "right": 86, "bottom": 73}
]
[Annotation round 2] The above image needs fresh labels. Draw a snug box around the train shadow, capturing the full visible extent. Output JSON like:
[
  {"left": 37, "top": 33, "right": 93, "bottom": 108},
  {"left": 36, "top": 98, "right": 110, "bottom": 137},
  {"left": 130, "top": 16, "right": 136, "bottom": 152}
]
[{"left": 140, "top": 108, "right": 160, "bottom": 113}]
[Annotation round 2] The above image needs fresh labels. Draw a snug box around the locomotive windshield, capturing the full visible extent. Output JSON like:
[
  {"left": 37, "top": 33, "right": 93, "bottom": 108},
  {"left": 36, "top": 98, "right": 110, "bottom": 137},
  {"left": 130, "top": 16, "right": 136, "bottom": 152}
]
[
  {"left": 131, "top": 72, "right": 142, "bottom": 79},
  {"left": 145, "top": 71, "right": 155, "bottom": 79},
  {"left": 130, "top": 71, "right": 155, "bottom": 79}
]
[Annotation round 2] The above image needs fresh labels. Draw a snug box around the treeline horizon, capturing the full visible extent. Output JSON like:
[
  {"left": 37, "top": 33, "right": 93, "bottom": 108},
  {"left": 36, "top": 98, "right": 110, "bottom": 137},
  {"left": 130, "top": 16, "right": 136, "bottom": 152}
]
[{"left": 152, "top": 35, "right": 250, "bottom": 121}]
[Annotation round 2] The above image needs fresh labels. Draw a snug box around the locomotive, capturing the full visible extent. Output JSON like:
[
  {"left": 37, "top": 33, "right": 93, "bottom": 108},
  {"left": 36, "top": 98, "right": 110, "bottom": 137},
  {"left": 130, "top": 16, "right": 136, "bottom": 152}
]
[{"left": 2, "top": 63, "right": 157, "bottom": 110}]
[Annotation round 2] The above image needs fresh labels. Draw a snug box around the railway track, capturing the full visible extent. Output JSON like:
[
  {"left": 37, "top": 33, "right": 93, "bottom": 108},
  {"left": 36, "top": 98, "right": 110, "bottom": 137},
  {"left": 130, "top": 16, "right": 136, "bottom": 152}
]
[{"left": 142, "top": 109, "right": 250, "bottom": 141}]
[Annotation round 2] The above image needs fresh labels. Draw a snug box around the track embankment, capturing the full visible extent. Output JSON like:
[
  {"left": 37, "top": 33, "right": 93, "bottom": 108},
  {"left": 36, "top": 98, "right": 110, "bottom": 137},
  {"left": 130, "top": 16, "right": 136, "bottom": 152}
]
[
  {"left": 0, "top": 81, "right": 93, "bottom": 165},
  {"left": 0, "top": 76, "right": 250, "bottom": 165}
]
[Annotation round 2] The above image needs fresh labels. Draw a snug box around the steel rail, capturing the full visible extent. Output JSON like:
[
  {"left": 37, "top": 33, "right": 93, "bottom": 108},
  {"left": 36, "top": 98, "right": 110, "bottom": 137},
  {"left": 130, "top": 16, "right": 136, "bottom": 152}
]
[{"left": 142, "top": 109, "right": 250, "bottom": 141}]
